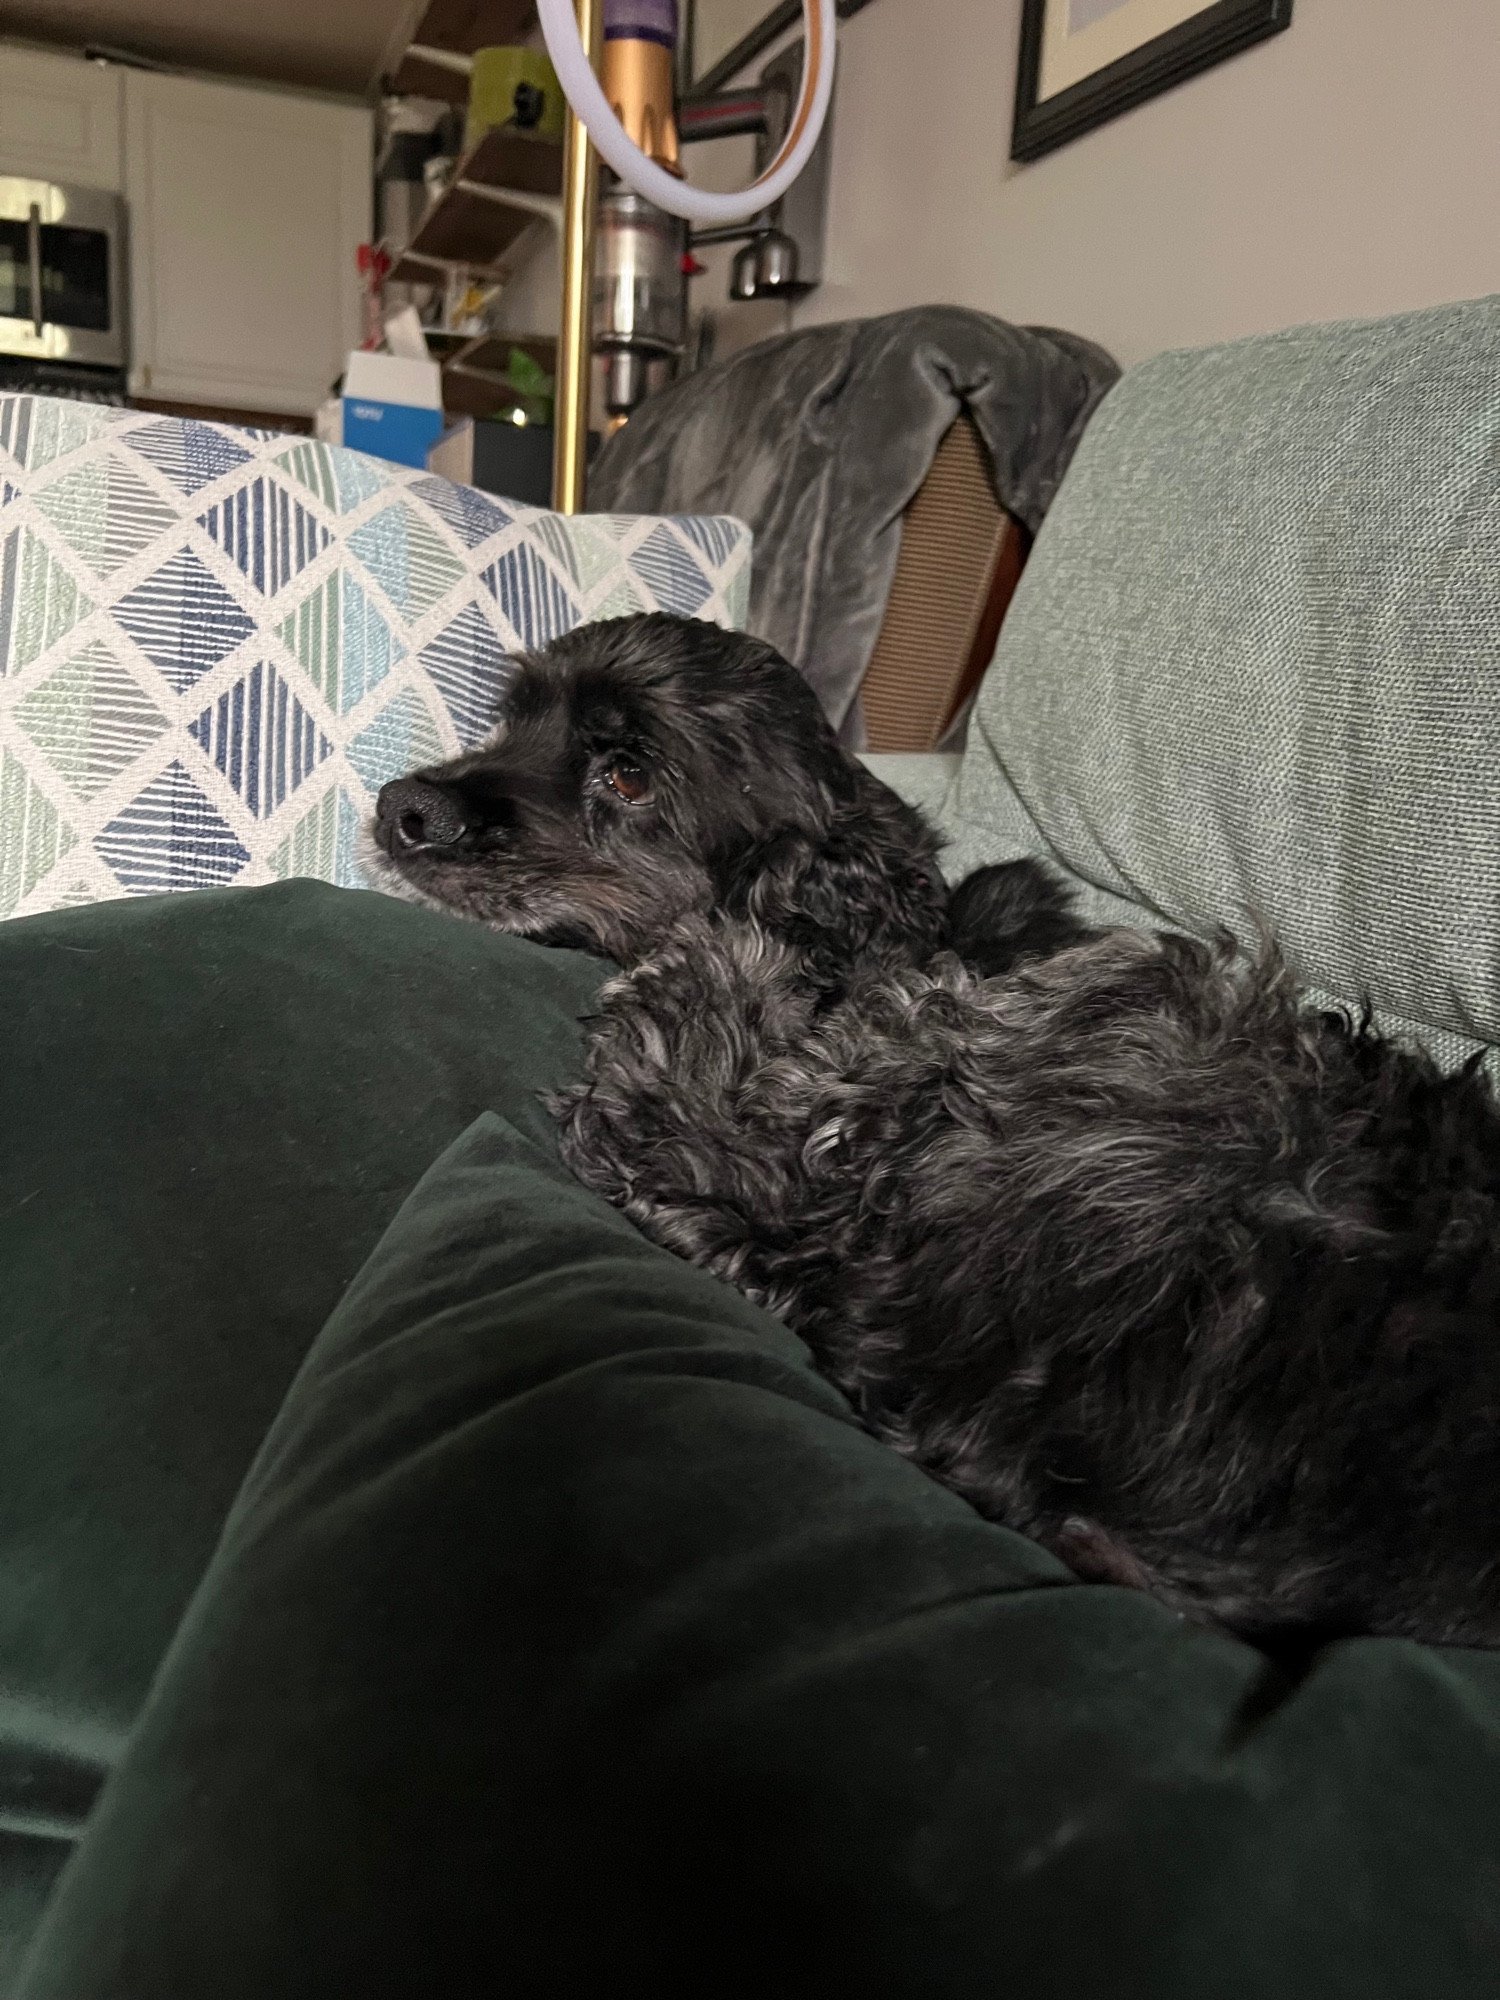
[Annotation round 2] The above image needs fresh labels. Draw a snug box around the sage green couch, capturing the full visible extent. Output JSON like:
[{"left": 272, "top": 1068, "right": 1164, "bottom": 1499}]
[{"left": 7, "top": 296, "right": 1500, "bottom": 1995}]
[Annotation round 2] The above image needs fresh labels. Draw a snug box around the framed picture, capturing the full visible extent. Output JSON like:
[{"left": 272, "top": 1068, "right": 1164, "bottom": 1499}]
[{"left": 1011, "top": 0, "right": 1293, "bottom": 162}]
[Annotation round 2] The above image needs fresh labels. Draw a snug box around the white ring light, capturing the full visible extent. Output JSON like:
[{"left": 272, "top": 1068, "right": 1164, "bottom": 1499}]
[{"left": 537, "top": 0, "right": 836, "bottom": 226}]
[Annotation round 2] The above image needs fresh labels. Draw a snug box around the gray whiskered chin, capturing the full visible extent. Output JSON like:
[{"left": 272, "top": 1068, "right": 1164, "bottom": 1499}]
[
  {"left": 358, "top": 824, "right": 453, "bottom": 912},
  {"left": 365, "top": 814, "right": 644, "bottom": 950},
  {"left": 361, "top": 822, "right": 526, "bottom": 932}
]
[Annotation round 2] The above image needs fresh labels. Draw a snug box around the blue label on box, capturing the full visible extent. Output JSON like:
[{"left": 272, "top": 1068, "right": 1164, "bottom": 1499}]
[{"left": 341, "top": 398, "right": 445, "bottom": 469}]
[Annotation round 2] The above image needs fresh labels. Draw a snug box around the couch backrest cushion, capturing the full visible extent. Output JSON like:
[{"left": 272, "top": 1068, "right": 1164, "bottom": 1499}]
[
  {"left": 944, "top": 295, "right": 1500, "bottom": 1066},
  {"left": 0, "top": 397, "right": 749, "bottom": 920}
]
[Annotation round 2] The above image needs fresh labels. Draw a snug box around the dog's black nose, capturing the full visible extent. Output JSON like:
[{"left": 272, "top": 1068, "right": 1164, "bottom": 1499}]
[{"left": 376, "top": 779, "right": 469, "bottom": 854}]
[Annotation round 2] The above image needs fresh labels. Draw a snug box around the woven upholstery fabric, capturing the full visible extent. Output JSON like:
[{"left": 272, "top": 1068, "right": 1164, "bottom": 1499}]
[
  {"left": 941, "top": 295, "right": 1500, "bottom": 1067},
  {"left": 860, "top": 751, "right": 961, "bottom": 823},
  {"left": 0, "top": 396, "right": 749, "bottom": 919}
]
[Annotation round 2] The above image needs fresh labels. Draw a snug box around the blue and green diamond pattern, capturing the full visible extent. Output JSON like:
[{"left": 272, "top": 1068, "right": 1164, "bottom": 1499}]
[{"left": 0, "top": 397, "right": 750, "bottom": 918}]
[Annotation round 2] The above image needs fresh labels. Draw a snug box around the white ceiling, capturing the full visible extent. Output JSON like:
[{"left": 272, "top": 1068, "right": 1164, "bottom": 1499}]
[{"left": 0, "top": 0, "right": 427, "bottom": 98}]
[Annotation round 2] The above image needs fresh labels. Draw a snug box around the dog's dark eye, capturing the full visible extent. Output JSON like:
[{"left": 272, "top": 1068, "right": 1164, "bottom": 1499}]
[{"left": 604, "top": 758, "right": 652, "bottom": 805}]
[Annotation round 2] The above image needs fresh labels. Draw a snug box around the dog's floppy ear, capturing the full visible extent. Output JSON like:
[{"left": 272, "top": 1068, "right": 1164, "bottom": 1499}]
[
  {"left": 945, "top": 860, "right": 1096, "bottom": 975},
  {"left": 722, "top": 764, "right": 947, "bottom": 983}
]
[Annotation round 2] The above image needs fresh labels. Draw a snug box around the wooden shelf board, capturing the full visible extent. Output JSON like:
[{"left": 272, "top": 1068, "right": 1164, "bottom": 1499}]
[
  {"left": 441, "top": 333, "right": 557, "bottom": 419},
  {"left": 389, "top": 0, "right": 538, "bottom": 101},
  {"left": 390, "top": 205, "right": 530, "bottom": 280},
  {"left": 447, "top": 332, "right": 557, "bottom": 377},
  {"left": 462, "top": 122, "right": 564, "bottom": 196},
  {"left": 389, "top": 125, "right": 560, "bottom": 279}
]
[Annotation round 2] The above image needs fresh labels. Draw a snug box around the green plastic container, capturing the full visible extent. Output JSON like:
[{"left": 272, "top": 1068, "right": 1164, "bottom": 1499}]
[{"left": 466, "top": 46, "right": 565, "bottom": 150}]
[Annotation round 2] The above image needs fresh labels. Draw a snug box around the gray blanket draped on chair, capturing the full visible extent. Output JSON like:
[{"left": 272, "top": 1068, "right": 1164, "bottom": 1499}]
[{"left": 587, "top": 306, "right": 1119, "bottom": 743}]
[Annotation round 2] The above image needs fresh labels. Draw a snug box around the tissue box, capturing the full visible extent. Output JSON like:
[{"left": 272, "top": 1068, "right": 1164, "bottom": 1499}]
[
  {"left": 341, "top": 352, "right": 444, "bottom": 468},
  {"left": 313, "top": 396, "right": 343, "bottom": 447}
]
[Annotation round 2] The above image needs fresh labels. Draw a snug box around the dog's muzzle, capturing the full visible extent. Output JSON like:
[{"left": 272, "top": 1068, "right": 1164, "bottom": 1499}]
[{"left": 375, "top": 778, "right": 470, "bottom": 856}]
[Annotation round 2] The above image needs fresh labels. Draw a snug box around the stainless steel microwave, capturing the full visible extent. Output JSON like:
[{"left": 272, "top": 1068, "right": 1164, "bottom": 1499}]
[{"left": 0, "top": 177, "right": 126, "bottom": 369}]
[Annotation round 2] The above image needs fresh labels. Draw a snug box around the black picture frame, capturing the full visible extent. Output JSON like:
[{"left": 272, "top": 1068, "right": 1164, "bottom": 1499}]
[{"left": 1011, "top": 0, "right": 1293, "bottom": 163}]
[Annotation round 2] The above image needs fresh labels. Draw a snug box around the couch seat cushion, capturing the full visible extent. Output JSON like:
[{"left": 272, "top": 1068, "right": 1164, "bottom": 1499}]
[
  {"left": 19, "top": 1112, "right": 1500, "bottom": 1997},
  {"left": 0, "top": 881, "right": 605, "bottom": 1789}
]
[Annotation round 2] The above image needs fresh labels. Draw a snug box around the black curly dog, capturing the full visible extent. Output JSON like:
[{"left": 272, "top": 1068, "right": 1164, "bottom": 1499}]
[{"left": 374, "top": 613, "right": 1500, "bottom": 1653}]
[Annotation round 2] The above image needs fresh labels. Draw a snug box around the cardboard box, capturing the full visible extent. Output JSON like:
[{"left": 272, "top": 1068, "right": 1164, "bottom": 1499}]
[{"left": 341, "top": 351, "right": 444, "bottom": 468}]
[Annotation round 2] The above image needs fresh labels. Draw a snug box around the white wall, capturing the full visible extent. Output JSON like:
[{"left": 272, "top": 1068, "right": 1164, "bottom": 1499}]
[
  {"left": 694, "top": 0, "right": 787, "bottom": 78},
  {"left": 797, "top": 0, "right": 1500, "bottom": 366}
]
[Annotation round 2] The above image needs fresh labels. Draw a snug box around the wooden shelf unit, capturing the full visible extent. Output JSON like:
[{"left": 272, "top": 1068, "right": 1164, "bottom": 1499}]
[{"left": 384, "top": 1, "right": 561, "bottom": 426}]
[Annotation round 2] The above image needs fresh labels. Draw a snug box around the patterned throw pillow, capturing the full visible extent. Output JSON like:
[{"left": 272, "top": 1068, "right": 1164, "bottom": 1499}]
[{"left": 0, "top": 396, "right": 750, "bottom": 919}]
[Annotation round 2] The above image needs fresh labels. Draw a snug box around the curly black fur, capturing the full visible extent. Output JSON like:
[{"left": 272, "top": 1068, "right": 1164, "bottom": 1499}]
[
  {"left": 375, "top": 613, "right": 1500, "bottom": 1652},
  {"left": 947, "top": 857, "right": 1099, "bottom": 975}
]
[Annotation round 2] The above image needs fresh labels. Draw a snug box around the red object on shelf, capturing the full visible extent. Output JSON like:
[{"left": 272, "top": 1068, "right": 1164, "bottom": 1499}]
[{"left": 356, "top": 243, "right": 394, "bottom": 350}]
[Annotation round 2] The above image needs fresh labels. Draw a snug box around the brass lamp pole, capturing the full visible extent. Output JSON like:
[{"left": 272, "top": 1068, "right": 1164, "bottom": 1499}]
[{"left": 552, "top": 0, "right": 603, "bottom": 513}]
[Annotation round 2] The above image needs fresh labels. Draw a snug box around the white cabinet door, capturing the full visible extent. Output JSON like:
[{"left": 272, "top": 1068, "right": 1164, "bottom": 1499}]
[
  {"left": 124, "top": 72, "right": 370, "bottom": 414},
  {"left": 0, "top": 44, "right": 122, "bottom": 190}
]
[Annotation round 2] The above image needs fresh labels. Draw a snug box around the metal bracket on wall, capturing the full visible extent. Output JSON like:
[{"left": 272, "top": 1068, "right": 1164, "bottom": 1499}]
[
  {"left": 677, "top": 34, "right": 832, "bottom": 303},
  {"left": 691, "top": 0, "right": 881, "bottom": 97}
]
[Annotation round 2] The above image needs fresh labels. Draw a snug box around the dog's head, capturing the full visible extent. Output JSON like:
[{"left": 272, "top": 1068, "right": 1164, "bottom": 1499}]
[{"left": 371, "top": 613, "right": 945, "bottom": 974}]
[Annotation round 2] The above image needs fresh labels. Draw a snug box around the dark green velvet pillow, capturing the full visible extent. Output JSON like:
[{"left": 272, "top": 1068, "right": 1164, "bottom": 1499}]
[
  {"left": 21, "top": 1114, "right": 1500, "bottom": 1998},
  {"left": 0, "top": 884, "right": 606, "bottom": 1984}
]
